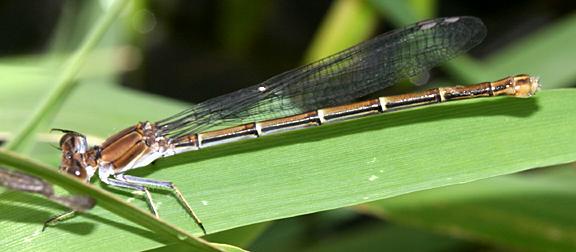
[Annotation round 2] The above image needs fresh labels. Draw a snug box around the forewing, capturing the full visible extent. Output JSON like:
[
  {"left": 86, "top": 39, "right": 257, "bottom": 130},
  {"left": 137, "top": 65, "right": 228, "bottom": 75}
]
[{"left": 157, "top": 16, "right": 486, "bottom": 137}]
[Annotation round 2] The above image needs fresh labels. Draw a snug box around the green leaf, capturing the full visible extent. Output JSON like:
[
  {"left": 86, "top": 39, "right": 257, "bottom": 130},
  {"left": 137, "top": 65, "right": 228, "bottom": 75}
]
[
  {"left": 0, "top": 83, "right": 229, "bottom": 251},
  {"left": 5, "top": 0, "right": 129, "bottom": 152},
  {"left": 0, "top": 150, "right": 221, "bottom": 252},
  {"left": 205, "top": 222, "right": 271, "bottom": 248},
  {"left": 2, "top": 49, "right": 575, "bottom": 250},
  {"left": 149, "top": 89, "right": 574, "bottom": 234},
  {"left": 368, "top": 0, "right": 436, "bottom": 26},
  {"left": 304, "top": 0, "right": 379, "bottom": 62},
  {"left": 2, "top": 80, "right": 575, "bottom": 250},
  {"left": 147, "top": 243, "right": 250, "bottom": 252},
  {"left": 359, "top": 166, "right": 576, "bottom": 252},
  {"left": 250, "top": 212, "right": 469, "bottom": 252},
  {"left": 298, "top": 224, "right": 468, "bottom": 252},
  {"left": 218, "top": 0, "right": 270, "bottom": 58}
]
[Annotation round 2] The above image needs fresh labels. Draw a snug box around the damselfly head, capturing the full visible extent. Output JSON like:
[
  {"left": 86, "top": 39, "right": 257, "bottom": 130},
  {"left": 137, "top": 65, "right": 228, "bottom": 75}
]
[{"left": 55, "top": 130, "right": 92, "bottom": 181}]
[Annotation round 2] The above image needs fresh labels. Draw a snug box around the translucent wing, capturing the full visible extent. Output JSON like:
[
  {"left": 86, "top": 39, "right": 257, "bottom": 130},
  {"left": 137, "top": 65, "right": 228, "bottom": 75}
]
[{"left": 157, "top": 16, "right": 486, "bottom": 137}]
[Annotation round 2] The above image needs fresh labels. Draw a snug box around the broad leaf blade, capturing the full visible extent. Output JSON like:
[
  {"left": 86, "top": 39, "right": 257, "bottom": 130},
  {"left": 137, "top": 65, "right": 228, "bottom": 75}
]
[
  {"left": 2, "top": 80, "right": 575, "bottom": 250},
  {"left": 360, "top": 167, "right": 576, "bottom": 252},
  {"left": 150, "top": 89, "right": 575, "bottom": 233}
]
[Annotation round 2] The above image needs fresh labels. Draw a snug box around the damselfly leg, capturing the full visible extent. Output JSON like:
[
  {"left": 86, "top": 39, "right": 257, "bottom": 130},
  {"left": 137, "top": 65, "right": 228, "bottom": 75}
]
[
  {"left": 117, "top": 174, "right": 206, "bottom": 234},
  {"left": 0, "top": 167, "right": 95, "bottom": 231}
]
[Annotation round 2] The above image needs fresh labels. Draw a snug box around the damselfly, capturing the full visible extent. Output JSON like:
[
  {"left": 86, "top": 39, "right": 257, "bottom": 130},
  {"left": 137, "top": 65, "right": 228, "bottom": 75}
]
[{"left": 50, "top": 16, "right": 539, "bottom": 235}]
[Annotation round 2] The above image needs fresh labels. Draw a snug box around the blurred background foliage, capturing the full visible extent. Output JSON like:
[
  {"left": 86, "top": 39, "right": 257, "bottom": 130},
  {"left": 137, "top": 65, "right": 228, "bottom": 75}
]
[{"left": 1, "top": 0, "right": 576, "bottom": 251}]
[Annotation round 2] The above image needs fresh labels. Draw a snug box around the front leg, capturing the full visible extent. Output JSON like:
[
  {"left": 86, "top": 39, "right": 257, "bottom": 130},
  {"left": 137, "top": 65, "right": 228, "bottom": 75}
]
[
  {"left": 42, "top": 195, "right": 96, "bottom": 231},
  {"left": 43, "top": 210, "right": 77, "bottom": 231},
  {"left": 117, "top": 174, "right": 206, "bottom": 235}
]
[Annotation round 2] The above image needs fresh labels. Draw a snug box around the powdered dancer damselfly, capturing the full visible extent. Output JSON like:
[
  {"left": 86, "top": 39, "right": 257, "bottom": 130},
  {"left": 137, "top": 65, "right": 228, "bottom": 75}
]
[{"left": 49, "top": 16, "right": 540, "bottom": 235}]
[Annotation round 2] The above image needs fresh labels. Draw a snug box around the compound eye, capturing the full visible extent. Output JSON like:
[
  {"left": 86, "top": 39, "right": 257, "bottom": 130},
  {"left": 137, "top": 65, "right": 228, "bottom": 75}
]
[
  {"left": 64, "top": 151, "right": 73, "bottom": 160},
  {"left": 60, "top": 159, "right": 87, "bottom": 180},
  {"left": 59, "top": 132, "right": 88, "bottom": 154}
]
